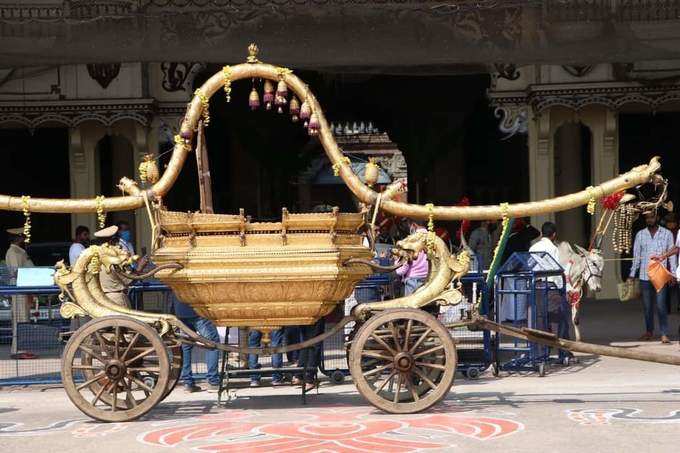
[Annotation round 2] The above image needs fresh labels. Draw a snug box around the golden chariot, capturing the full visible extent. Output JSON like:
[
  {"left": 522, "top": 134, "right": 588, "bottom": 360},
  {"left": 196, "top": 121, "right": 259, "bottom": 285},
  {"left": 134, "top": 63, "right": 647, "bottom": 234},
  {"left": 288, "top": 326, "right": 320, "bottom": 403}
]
[{"left": 2, "top": 45, "right": 679, "bottom": 422}]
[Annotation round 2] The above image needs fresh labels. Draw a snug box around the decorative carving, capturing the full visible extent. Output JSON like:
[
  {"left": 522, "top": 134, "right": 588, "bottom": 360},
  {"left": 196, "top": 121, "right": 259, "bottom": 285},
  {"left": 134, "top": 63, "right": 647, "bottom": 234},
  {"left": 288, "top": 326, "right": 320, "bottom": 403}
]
[
  {"left": 562, "top": 65, "right": 594, "bottom": 78},
  {"left": 495, "top": 63, "right": 521, "bottom": 81},
  {"left": 86, "top": 63, "right": 121, "bottom": 89},
  {"left": 494, "top": 105, "right": 528, "bottom": 139},
  {"left": 160, "top": 62, "right": 204, "bottom": 92}
]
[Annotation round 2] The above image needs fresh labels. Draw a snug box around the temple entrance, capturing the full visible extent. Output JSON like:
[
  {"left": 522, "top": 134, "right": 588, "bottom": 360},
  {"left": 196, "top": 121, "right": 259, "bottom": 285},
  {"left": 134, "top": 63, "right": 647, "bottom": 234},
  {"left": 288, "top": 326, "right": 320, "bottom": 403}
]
[
  {"left": 96, "top": 134, "right": 136, "bottom": 232},
  {"left": 618, "top": 112, "right": 680, "bottom": 280},
  {"left": 0, "top": 128, "right": 70, "bottom": 252}
]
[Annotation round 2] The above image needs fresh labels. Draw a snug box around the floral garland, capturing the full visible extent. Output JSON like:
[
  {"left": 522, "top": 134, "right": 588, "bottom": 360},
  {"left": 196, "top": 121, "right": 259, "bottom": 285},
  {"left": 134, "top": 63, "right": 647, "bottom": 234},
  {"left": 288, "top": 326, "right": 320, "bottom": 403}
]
[
  {"left": 194, "top": 88, "right": 210, "bottom": 126},
  {"left": 586, "top": 186, "right": 597, "bottom": 215},
  {"left": 222, "top": 65, "right": 232, "bottom": 102},
  {"left": 332, "top": 157, "right": 351, "bottom": 176},
  {"left": 426, "top": 203, "right": 435, "bottom": 252},
  {"left": 95, "top": 195, "right": 106, "bottom": 228},
  {"left": 174, "top": 134, "right": 190, "bottom": 152},
  {"left": 488, "top": 202, "right": 511, "bottom": 266},
  {"left": 21, "top": 195, "right": 31, "bottom": 244}
]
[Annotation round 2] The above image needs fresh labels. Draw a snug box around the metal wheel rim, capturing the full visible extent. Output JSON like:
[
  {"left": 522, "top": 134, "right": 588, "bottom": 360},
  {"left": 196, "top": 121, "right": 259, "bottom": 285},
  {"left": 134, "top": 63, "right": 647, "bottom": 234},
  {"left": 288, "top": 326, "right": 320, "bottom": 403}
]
[
  {"left": 349, "top": 308, "right": 456, "bottom": 414},
  {"left": 61, "top": 316, "right": 170, "bottom": 422}
]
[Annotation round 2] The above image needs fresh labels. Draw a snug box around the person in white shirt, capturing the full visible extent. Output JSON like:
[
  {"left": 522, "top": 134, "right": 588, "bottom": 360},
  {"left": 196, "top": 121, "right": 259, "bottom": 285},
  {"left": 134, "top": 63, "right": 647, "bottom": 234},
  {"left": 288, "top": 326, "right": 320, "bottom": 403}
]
[
  {"left": 4, "top": 227, "right": 35, "bottom": 358},
  {"left": 68, "top": 225, "right": 90, "bottom": 266},
  {"left": 529, "top": 222, "right": 572, "bottom": 344}
]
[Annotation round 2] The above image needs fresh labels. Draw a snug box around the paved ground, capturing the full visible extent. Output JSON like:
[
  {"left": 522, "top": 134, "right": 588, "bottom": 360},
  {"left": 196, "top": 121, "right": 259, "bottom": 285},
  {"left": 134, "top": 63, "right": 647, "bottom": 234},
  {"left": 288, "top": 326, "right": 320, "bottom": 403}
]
[{"left": 1, "top": 299, "right": 680, "bottom": 452}]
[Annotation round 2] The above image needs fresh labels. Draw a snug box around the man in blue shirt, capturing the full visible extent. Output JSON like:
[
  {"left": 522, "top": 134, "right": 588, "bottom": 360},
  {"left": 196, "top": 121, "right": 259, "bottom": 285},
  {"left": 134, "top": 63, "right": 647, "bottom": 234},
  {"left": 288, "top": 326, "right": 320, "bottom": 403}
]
[
  {"left": 172, "top": 294, "right": 221, "bottom": 392},
  {"left": 628, "top": 212, "right": 676, "bottom": 344}
]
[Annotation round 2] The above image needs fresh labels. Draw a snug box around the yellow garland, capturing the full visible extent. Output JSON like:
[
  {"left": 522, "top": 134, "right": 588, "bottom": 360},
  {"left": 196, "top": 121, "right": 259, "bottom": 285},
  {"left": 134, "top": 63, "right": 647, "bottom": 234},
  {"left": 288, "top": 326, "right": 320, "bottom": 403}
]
[
  {"left": 95, "top": 195, "right": 106, "bottom": 228},
  {"left": 489, "top": 202, "right": 511, "bottom": 266},
  {"left": 222, "top": 65, "right": 232, "bottom": 102},
  {"left": 586, "top": 186, "right": 597, "bottom": 215},
  {"left": 426, "top": 202, "right": 435, "bottom": 252},
  {"left": 138, "top": 161, "right": 148, "bottom": 183},
  {"left": 174, "top": 134, "right": 190, "bottom": 152},
  {"left": 21, "top": 195, "right": 31, "bottom": 244},
  {"left": 194, "top": 88, "right": 210, "bottom": 126},
  {"left": 276, "top": 66, "right": 292, "bottom": 79},
  {"left": 332, "top": 157, "right": 351, "bottom": 177}
]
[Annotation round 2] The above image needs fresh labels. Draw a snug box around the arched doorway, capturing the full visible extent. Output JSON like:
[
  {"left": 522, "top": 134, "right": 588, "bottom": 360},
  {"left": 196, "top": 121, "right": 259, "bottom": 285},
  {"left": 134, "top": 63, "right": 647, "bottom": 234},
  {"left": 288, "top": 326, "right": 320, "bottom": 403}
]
[
  {"left": 96, "top": 134, "right": 136, "bottom": 235},
  {"left": 554, "top": 122, "right": 593, "bottom": 247}
]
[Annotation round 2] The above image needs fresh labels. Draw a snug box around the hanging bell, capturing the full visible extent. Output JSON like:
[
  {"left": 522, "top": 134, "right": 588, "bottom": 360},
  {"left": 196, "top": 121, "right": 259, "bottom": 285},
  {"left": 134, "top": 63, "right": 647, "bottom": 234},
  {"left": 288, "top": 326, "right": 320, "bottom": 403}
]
[
  {"left": 275, "top": 80, "right": 288, "bottom": 113},
  {"left": 139, "top": 154, "right": 160, "bottom": 184},
  {"left": 263, "top": 80, "right": 274, "bottom": 110},
  {"left": 308, "top": 113, "right": 320, "bottom": 136},
  {"left": 289, "top": 97, "right": 300, "bottom": 122},
  {"left": 249, "top": 87, "right": 261, "bottom": 110},
  {"left": 300, "top": 100, "right": 311, "bottom": 127},
  {"left": 364, "top": 158, "right": 380, "bottom": 187}
]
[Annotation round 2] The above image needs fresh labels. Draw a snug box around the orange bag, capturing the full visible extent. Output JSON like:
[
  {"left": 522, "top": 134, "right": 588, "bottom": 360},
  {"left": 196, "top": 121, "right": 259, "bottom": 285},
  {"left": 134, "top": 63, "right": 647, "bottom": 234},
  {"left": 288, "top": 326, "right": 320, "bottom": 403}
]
[{"left": 647, "top": 260, "right": 675, "bottom": 292}]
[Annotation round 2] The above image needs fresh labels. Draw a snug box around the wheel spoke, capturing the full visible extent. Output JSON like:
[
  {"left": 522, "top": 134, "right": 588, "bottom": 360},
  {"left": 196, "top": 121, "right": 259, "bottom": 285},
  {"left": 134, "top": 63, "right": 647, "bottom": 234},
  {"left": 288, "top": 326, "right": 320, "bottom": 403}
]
[
  {"left": 72, "top": 365, "right": 104, "bottom": 371},
  {"left": 125, "top": 347, "right": 155, "bottom": 366},
  {"left": 393, "top": 373, "right": 403, "bottom": 403},
  {"left": 374, "top": 370, "right": 397, "bottom": 394},
  {"left": 412, "top": 366, "right": 437, "bottom": 390},
  {"left": 409, "top": 328, "right": 432, "bottom": 354},
  {"left": 127, "top": 367, "right": 161, "bottom": 373},
  {"left": 95, "top": 331, "right": 110, "bottom": 357},
  {"left": 76, "top": 371, "right": 106, "bottom": 391},
  {"left": 361, "top": 350, "right": 393, "bottom": 362},
  {"left": 110, "top": 381, "right": 118, "bottom": 412},
  {"left": 91, "top": 380, "right": 111, "bottom": 406},
  {"left": 403, "top": 319, "right": 413, "bottom": 351},
  {"left": 363, "top": 362, "right": 393, "bottom": 378},
  {"left": 370, "top": 333, "right": 398, "bottom": 356},
  {"left": 413, "top": 344, "right": 445, "bottom": 359},
  {"left": 124, "top": 378, "right": 137, "bottom": 408},
  {"left": 405, "top": 376, "right": 420, "bottom": 401},
  {"left": 78, "top": 344, "right": 107, "bottom": 364},
  {"left": 131, "top": 376, "right": 154, "bottom": 393},
  {"left": 388, "top": 322, "right": 401, "bottom": 352},
  {"left": 114, "top": 326, "right": 121, "bottom": 360},
  {"left": 121, "top": 332, "right": 140, "bottom": 361},
  {"left": 415, "top": 361, "right": 447, "bottom": 371}
]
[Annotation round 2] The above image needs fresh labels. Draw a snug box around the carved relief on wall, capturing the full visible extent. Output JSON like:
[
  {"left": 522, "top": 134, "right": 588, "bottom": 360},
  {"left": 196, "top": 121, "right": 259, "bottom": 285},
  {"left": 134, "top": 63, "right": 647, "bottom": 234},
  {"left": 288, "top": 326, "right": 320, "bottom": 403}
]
[
  {"left": 160, "top": 62, "right": 205, "bottom": 92},
  {"left": 86, "top": 63, "right": 121, "bottom": 89}
]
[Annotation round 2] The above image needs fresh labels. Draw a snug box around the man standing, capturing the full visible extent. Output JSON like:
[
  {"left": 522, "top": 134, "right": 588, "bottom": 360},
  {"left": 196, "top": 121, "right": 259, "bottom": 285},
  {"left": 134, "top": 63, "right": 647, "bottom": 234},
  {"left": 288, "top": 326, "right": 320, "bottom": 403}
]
[
  {"left": 68, "top": 225, "right": 90, "bottom": 266},
  {"left": 469, "top": 221, "right": 494, "bottom": 270},
  {"left": 5, "top": 228, "right": 35, "bottom": 359},
  {"left": 173, "top": 294, "right": 221, "bottom": 392},
  {"left": 629, "top": 212, "right": 676, "bottom": 344},
  {"left": 115, "top": 220, "right": 135, "bottom": 255},
  {"left": 94, "top": 225, "right": 132, "bottom": 308},
  {"left": 248, "top": 329, "right": 285, "bottom": 387}
]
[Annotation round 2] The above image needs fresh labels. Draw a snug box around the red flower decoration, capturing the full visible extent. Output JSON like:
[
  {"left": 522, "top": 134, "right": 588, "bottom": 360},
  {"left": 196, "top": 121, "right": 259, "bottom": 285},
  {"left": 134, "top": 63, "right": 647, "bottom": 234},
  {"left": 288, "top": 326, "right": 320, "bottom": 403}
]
[{"left": 602, "top": 191, "right": 625, "bottom": 210}]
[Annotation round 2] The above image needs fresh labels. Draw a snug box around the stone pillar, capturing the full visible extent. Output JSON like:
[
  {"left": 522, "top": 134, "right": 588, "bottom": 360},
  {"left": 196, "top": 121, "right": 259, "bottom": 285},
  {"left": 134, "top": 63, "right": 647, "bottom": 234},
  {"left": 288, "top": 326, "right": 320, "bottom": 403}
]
[
  {"left": 528, "top": 110, "right": 554, "bottom": 228},
  {"left": 68, "top": 126, "right": 97, "bottom": 234},
  {"left": 554, "top": 122, "right": 587, "bottom": 246}
]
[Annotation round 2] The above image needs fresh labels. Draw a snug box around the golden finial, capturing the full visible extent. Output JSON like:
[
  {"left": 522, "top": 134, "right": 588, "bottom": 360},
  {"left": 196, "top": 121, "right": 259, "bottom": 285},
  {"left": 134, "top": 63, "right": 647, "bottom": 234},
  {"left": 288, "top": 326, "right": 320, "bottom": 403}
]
[{"left": 247, "top": 43, "right": 260, "bottom": 63}]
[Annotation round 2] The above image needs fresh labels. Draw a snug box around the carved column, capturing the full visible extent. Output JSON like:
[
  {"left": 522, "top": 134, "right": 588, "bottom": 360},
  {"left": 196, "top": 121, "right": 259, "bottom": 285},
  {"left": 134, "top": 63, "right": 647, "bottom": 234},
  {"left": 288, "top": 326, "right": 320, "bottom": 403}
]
[
  {"left": 68, "top": 127, "right": 97, "bottom": 234},
  {"left": 528, "top": 110, "right": 554, "bottom": 228}
]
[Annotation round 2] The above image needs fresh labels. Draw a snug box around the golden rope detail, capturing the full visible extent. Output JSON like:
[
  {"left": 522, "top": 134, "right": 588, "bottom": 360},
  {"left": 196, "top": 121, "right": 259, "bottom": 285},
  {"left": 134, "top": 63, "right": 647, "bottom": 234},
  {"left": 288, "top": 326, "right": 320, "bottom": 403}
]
[
  {"left": 21, "top": 195, "right": 31, "bottom": 244},
  {"left": 426, "top": 203, "right": 435, "bottom": 252},
  {"left": 222, "top": 65, "right": 232, "bottom": 102},
  {"left": 194, "top": 88, "right": 210, "bottom": 126},
  {"left": 586, "top": 186, "right": 597, "bottom": 215},
  {"left": 95, "top": 195, "right": 106, "bottom": 228}
]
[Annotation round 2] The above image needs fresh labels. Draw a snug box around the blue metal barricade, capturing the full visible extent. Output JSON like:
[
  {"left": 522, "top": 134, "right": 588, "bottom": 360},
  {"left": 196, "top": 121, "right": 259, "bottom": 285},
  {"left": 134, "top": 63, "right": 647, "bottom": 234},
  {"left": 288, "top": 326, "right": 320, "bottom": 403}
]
[{"left": 494, "top": 252, "right": 567, "bottom": 376}]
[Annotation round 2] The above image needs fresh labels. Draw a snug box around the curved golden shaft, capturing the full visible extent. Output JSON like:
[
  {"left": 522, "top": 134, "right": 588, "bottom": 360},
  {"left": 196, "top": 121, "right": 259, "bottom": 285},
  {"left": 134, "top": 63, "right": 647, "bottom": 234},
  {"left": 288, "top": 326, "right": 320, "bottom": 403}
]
[{"left": 0, "top": 58, "right": 662, "bottom": 220}]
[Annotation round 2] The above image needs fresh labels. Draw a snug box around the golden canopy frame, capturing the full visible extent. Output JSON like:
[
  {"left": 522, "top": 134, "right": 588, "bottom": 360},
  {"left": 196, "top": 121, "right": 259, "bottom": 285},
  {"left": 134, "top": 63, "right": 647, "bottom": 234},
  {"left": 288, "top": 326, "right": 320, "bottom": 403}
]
[{"left": 0, "top": 46, "right": 663, "bottom": 220}]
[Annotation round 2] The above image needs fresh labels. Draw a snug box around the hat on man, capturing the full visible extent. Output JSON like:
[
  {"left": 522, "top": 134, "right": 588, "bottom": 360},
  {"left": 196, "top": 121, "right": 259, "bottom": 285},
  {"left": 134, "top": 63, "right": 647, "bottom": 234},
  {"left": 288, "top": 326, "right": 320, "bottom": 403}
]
[
  {"left": 94, "top": 225, "right": 119, "bottom": 238},
  {"left": 6, "top": 227, "right": 24, "bottom": 236}
]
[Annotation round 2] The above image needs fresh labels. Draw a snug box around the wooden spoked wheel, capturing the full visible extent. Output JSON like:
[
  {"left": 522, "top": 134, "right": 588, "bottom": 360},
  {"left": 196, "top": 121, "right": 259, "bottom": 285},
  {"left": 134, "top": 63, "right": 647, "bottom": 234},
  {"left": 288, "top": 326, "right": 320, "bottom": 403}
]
[
  {"left": 61, "top": 316, "right": 170, "bottom": 422},
  {"left": 349, "top": 308, "right": 456, "bottom": 414}
]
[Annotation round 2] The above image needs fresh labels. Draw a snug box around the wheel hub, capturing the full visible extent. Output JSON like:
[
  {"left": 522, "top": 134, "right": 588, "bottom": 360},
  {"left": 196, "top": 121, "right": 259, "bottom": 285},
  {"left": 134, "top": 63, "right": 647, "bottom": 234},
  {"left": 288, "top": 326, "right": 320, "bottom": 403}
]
[
  {"left": 393, "top": 352, "right": 414, "bottom": 372},
  {"left": 105, "top": 360, "right": 126, "bottom": 380}
]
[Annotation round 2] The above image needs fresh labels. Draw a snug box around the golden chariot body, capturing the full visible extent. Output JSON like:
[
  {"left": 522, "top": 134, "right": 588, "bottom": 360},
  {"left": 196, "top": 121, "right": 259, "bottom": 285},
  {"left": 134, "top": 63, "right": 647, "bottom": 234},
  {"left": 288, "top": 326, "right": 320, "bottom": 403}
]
[{"left": 3, "top": 45, "right": 679, "bottom": 422}]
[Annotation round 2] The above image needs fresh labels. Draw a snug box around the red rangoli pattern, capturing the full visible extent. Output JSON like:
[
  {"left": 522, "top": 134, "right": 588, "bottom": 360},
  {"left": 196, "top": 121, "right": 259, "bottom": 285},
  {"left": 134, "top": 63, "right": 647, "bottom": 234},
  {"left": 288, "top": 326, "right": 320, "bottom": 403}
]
[{"left": 140, "top": 404, "right": 523, "bottom": 452}]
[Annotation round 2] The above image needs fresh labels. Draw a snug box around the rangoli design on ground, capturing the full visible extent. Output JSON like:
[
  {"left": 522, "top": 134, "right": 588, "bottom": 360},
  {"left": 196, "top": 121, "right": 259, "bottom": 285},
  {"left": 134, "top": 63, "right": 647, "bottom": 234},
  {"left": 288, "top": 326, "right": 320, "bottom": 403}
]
[
  {"left": 567, "top": 408, "right": 680, "bottom": 425},
  {"left": 139, "top": 404, "right": 524, "bottom": 452}
]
